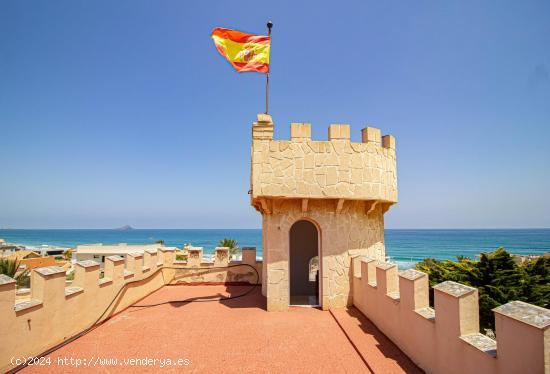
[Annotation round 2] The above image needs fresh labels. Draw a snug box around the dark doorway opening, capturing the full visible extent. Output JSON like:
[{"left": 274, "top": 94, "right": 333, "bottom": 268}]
[{"left": 289, "top": 220, "right": 320, "bottom": 306}]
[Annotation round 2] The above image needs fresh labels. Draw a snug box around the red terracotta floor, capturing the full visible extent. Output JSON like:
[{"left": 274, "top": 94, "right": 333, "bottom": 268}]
[{"left": 23, "top": 285, "right": 421, "bottom": 374}]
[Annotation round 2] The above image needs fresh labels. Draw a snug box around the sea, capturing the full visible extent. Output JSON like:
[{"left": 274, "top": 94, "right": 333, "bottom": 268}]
[{"left": 1, "top": 229, "right": 549, "bottom": 269}]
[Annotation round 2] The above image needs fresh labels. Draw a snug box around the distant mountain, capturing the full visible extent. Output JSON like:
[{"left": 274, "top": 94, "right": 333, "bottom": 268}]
[{"left": 115, "top": 225, "right": 134, "bottom": 231}]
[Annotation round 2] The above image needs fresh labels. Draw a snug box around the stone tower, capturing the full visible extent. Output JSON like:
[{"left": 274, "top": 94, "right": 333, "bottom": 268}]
[{"left": 250, "top": 113, "right": 397, "bottom": 311}]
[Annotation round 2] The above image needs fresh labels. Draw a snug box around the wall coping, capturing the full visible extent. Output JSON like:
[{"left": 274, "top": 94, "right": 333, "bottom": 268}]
[
  {"left": 493, "top": 300, "right": 550, "bottom": 329},
  {"left": 376, "top": 262, "right": 397, "bottom": 270},
  {"left": 65, "top": 287, "right": 84, "bottom": 297},
  {"left": 460, "top": 333, "right": 497, "bottom": 357},
  {"left": 106, "top": 255, "right": 124, "bottom": 263},
  {"left": 398, "top": 269, "right": 426, "bottom": 281},
  {"left": 158, "top": 247, "right": 176, "bottom": 252},
  {"left": 77, "top": 260, "right": 100, "bottom": 268},
  {"left": 0, "top": 274, "right": 15, "bottom": 285},
  {"left": 34, "top": 266, "right": 65, "bottom": 276},
  {"left": 415, "top": 307, "right": 436, "bottom": 321},
  {"left": 433, "top": 280, "right": 476, "bottom": 297},
  {"left": 14, "top": 299, "right": 42, "bottom": 312}
]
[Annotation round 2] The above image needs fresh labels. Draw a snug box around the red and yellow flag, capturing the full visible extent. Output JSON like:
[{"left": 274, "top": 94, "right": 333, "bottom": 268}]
[{"left": 211, "top": 28, "right": 270, "bottom": 73}]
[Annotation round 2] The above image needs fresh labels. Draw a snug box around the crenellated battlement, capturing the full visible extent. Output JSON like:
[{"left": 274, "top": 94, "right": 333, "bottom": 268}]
[
  {"left": 171, "top": 247, "right": 261, "bottom": 285},
  {"left": 251, "top": 114, "right": 397, "bottom": 210},
  {"left": 0, "top": 247, "right": 262, "bottom": 372},
  {"left": 351, "top": 257, "right": 550, "bottom": 374}
]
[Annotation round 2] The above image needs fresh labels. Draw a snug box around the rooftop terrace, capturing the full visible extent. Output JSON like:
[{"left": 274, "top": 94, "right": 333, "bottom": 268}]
[
  {"left": 3, "top": 247, "right": 548, "bottom": 373},
  {"left": 22, "top": 285, "right": 420, "bottom": 373}
]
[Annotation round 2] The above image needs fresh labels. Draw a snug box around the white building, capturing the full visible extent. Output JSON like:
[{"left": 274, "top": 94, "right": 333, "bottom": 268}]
[{"left": 75, "top": 243, "right": 177, "bottom": 266}]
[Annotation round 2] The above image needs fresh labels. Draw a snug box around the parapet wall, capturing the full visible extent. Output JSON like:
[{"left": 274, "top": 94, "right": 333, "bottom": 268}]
[
  {"left": 0, "top": 247, "right": 261, "bottom": 372},
  {"left": 351, "top": 257, "right": 550, "bottom": 374},
  {"left": 169, "top": 247, "right": 262, "bottom": 285},
  {"left": 251, "top": 114, "right": 397, "bottom": 203}
]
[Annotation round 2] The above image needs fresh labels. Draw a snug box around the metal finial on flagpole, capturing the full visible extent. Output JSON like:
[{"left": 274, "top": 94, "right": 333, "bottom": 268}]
[{"left": 265, "top": 21, "right": 273, "bottom": 114}]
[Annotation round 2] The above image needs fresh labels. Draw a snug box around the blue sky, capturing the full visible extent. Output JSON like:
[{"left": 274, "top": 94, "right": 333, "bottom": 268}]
[{"left": 1, "top": 1, "right": 549, "bottom": 229}]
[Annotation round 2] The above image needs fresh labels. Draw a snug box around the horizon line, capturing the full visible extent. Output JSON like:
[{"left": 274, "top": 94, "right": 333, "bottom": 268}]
[{"left": 1, "top": 227, "right": 549, "bottom": 230}]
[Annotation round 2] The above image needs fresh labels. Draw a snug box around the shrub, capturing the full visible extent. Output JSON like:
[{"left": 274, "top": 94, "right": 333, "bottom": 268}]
[
  {"left": 416, "top": 248, "right": 550, "bottom": 330},
  {"left": 0, "top": 257, "right": 30, "bottom": 287}
]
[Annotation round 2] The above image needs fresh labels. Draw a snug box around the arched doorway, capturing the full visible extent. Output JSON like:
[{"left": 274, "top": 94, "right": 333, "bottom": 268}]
[{"left": 289, "top": 220, "right": 320, "bottom": 306}]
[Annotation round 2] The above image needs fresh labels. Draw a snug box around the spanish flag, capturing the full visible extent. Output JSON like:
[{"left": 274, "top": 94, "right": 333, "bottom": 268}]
[{"left": 211, "top": 28, "right": 270, "bottom": 73}]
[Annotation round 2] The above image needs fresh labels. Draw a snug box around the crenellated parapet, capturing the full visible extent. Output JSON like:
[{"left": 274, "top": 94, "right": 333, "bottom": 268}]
[
  {"left": 351, "top": 257, "right": 550, "bottom": 374},
  {"left": 0, "top": 248, "right": 175, "bottom": 372},
  {"left": 251, "top": 114, "right": 397, "bottom": 214},
  {"left": 170, "top": 246, "right": 262, "bottom": 285},
  {"left": 0, "top": 246, "right": 263, "bottom": 372}
]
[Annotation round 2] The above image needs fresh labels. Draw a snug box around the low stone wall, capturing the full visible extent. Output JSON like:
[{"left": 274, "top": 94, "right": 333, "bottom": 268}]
[
  {"left": 351, "top": 256, "right": 550, "bottom": 374},
  {"left": 167, "top": 247, "right": 261, "bottom": 285},
  {"left": 0, "top": 247, "right": 261, "bottom": 373}
]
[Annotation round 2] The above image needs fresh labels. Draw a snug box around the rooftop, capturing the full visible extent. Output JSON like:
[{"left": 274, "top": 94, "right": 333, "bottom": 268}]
[{"left": 22, "top": 285, "right": 420, "bottom": 373}]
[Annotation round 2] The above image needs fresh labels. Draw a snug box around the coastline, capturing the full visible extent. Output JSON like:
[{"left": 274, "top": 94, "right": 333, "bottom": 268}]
[{"left": 1, "top": 228, "right": 549, "bottom": 270}]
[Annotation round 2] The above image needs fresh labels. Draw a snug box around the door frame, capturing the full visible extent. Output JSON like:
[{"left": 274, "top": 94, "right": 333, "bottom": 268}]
[{"left": 288, "top": 218, "right": 322, "bottom": 308}]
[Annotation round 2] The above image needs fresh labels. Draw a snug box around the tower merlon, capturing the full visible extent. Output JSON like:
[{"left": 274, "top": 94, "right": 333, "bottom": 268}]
[
  {"left": 328, "top": 124, "right": 351, "bottom": 141},
  {"left": 382, "top": 135, "right": 396, "bottom": 149},
  {"left": 290, "top": 123, "right": 311, "bottom": 141},
  {"left": 362, "top": 127, "right": 381, "bottom": 144},
  {"left": 252, "top": 113, "right": 274, "bottom": 140}
]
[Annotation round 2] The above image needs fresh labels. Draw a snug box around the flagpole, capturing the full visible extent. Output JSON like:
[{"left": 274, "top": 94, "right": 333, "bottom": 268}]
[{"left": 265, "top": 21, "right": 273, "bottom": 114}]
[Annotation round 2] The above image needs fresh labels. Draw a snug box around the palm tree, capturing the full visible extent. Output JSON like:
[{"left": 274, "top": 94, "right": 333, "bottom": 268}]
[
  {"left": 62, "top": 250, "right": 72, "bottom": 261},
  {"left": 218, "top": 238, "right": 240, "bottom": 260},
  {"left": 0, "top": 257, "right": 30, "bottom": 287}
]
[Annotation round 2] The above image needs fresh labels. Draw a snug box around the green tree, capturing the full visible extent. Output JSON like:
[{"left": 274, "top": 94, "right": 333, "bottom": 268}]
[
  {"left": 62, "top": 250, "right": 72, "bottom": 261},
  {"left": 218, "top": 238, "right": 240, "bottom": 260},
  {"left": 0, "top": 257, "right": 30, "bottom": 287},
  {"left": 415, "top": 248, "right": 550, "bottom": 330},
  {"left": 155, "top": 240, "right": 165, "bottom": 245}
]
